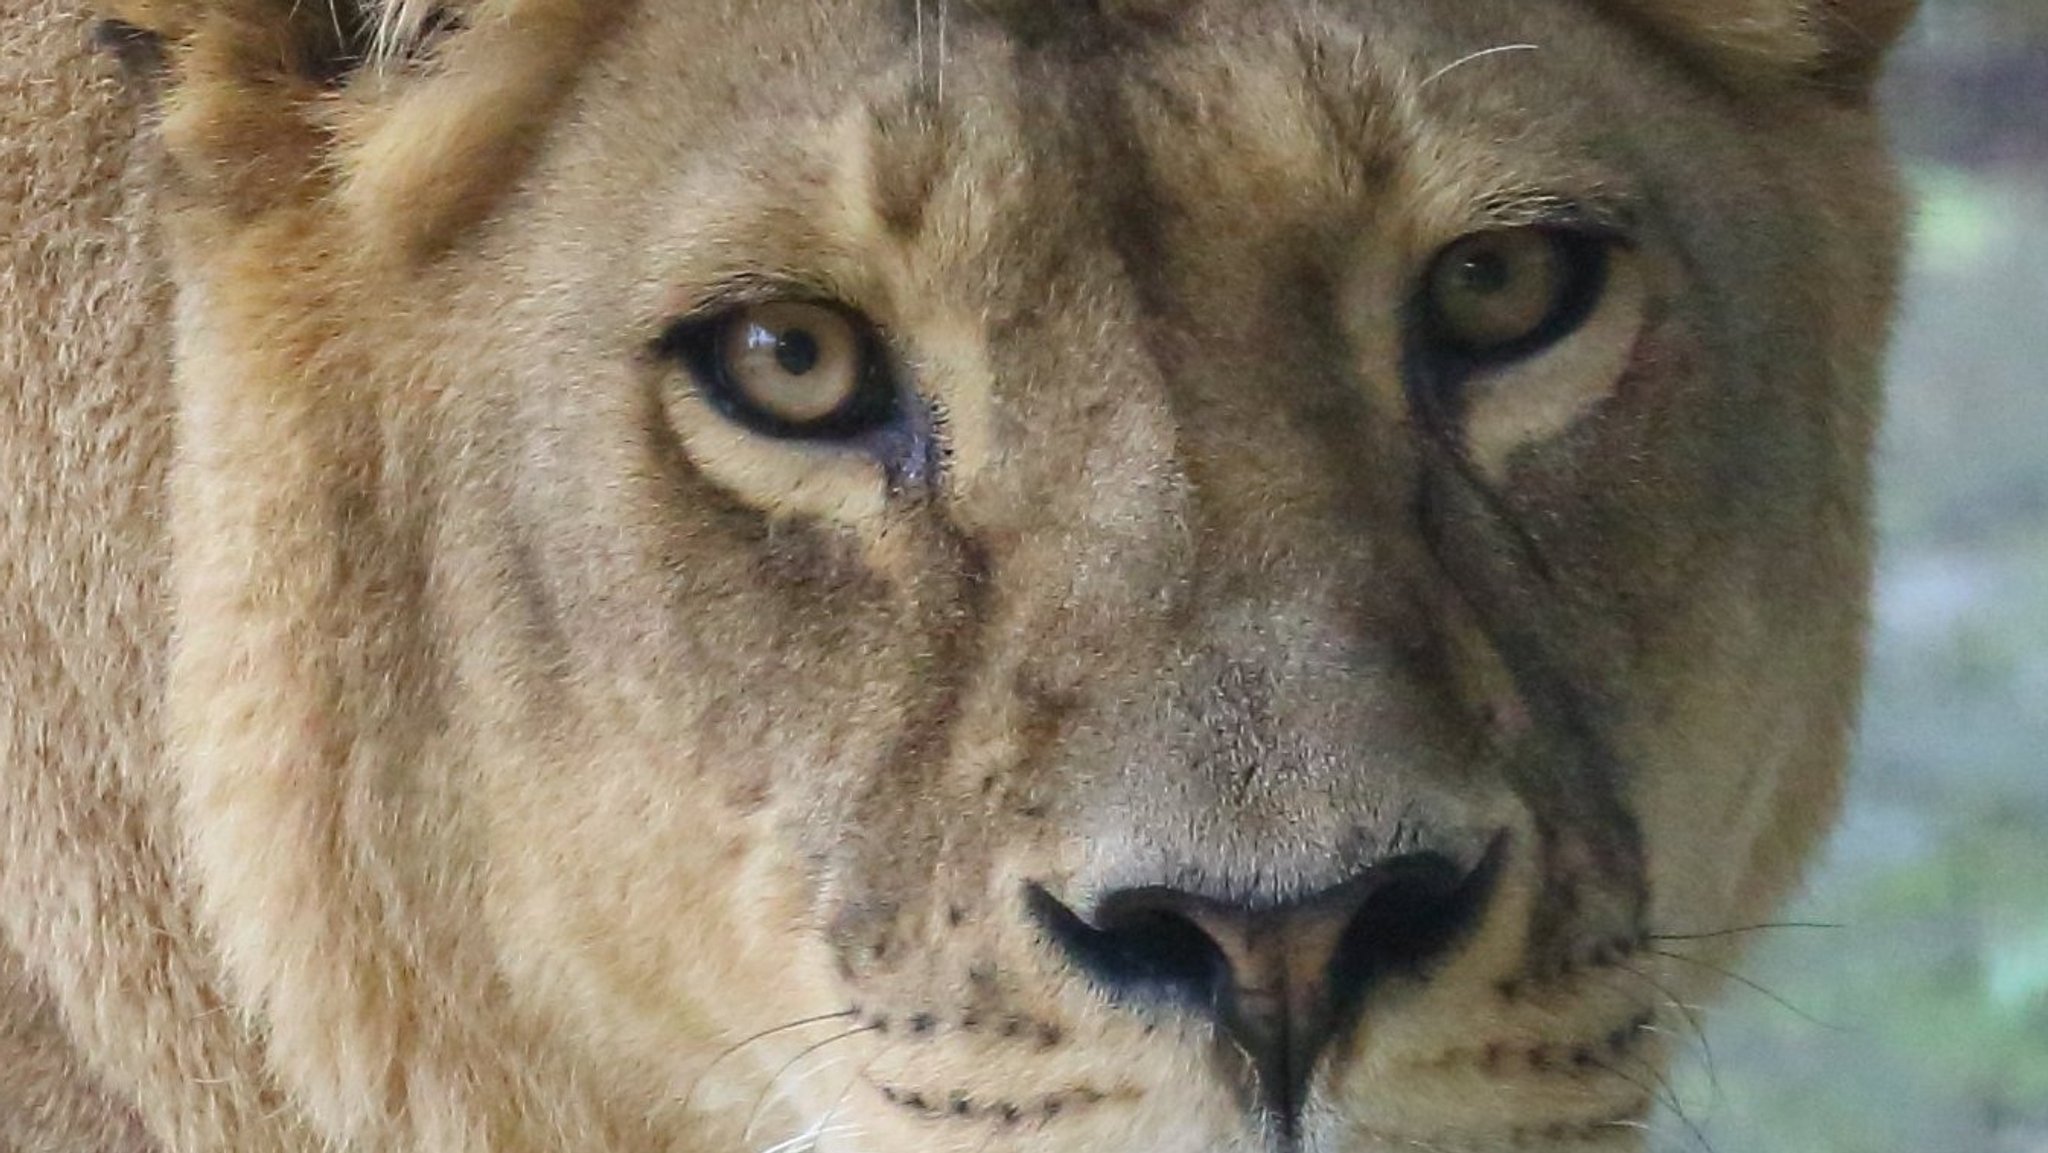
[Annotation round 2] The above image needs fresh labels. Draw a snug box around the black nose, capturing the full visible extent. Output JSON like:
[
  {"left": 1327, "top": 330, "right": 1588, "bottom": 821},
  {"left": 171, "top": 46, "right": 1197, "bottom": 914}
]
[{"left": 1027, "top": 839, "right": 1505, "bottom": 1132}]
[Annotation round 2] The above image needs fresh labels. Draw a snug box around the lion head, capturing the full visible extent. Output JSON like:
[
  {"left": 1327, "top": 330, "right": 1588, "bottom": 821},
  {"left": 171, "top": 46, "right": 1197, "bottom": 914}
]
[{"left": 110, "top": 0, "right": 1913, "bottom": 1148}]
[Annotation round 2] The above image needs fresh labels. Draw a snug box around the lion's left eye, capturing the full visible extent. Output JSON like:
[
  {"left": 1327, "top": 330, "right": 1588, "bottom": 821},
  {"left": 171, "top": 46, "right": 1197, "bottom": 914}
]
[
  {"left": 1421, "top": 229, "right": 1609, "bottom": 363},
  {"left": 1404, "top": 222, "right": 1643, "bottom": 475},
  {"left": 662, "top": 301, "right": 900, "bottom": 439}
]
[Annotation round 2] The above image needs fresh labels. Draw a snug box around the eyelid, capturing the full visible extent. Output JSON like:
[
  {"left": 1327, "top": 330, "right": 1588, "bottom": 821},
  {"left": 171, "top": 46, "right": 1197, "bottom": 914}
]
[
  {"left": 652, "top": 275, "right": 861, "bottom": 349},
  {"left": 1467, "top": 191, "right": 1640, "bottom": 243}
]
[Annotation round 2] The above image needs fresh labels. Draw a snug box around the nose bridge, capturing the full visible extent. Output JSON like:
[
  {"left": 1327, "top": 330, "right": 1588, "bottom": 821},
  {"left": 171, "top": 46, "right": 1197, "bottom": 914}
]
[
  {"left": 1164, "top": 291, "right": 1448, "bottom": 762},
  {"left": 1025, "top": 283, "right": 1512, "bottom": 900},
  {"left": 946, "top": 83, "right": 1489, "bottom": 876},
  {"left": 950, "top": 25, "right": 1419, "bottom": 683},
  {"left": 1143, "top": 209, "right": 1429, "bottom": 649}
]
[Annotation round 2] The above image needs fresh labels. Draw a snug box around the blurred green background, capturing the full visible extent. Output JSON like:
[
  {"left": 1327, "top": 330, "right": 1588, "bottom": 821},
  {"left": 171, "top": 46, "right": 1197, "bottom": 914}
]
[{"left": 1662, "top": 3, "right": 2048, "bottom": 1150}]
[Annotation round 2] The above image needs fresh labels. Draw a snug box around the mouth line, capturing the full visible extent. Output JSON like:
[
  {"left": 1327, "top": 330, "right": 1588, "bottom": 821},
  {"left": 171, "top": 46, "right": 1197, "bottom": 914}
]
[{"left": 862, "top": 1066, "right": 1653, "bottom": 1151}]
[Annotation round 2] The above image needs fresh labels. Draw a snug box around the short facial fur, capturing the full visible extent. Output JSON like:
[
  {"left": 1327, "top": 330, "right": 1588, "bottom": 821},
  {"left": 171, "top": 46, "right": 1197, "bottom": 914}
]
[{"left": 1, "top": 0, "right": 1912, "bottom": 1150}]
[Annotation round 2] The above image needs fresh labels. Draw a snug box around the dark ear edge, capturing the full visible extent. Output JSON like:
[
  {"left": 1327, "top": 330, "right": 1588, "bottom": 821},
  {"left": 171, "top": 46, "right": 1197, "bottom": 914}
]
[
  {"left": 92, "top": 17, "right": 169, "bottom": 80},
  {"left": 92, "top": 0, "right": 455, "bottom": 93},
  {"left": 1809, "top": 0, "right": 1920, "bottom": 89},
  {"left": 1594, "top": 0, "right": 1921, "bottom": 95}
]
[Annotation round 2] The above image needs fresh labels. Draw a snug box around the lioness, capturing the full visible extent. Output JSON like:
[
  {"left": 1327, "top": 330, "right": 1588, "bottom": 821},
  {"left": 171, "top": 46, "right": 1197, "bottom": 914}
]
[{"left": 2, "top": 0, "right": 1915, "bottom": 1149}]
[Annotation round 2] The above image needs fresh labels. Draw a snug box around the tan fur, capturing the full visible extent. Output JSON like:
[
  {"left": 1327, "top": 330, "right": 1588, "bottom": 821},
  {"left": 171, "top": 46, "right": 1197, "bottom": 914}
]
[{"left": 3, "top": 0, "right": 1913, "bottom": 1150}]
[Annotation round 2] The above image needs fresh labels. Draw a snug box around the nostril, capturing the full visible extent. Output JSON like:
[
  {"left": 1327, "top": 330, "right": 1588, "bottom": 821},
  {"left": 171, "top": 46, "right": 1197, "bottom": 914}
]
[
  {"left": 1326, "top": 846, "right": 1503, "bottom": 1012},
  {"left": 1024, "top": 885, "right": 1233, "bottom": 1012},
  {"left": 1027, "top": 836, "right": 1508, "bottom": 1028},
  {"left": 1027, "top": 835, "right": 1508, "bottom": 1133}
]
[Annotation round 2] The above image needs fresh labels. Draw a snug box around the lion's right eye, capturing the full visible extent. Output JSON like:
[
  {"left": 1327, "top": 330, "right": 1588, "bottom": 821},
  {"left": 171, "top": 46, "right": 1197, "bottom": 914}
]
[{"left": 661, "top": 301, "right": 901, "bottom": 440}]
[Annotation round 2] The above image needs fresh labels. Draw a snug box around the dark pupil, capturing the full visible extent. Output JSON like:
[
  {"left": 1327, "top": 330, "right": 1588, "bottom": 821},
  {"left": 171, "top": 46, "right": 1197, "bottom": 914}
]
[
  {"left": 1455, "top": 249, "right": 1513, "bottom": 296},
  {"left": 773, "top": 328, "right": 821, "bottom": 376}
]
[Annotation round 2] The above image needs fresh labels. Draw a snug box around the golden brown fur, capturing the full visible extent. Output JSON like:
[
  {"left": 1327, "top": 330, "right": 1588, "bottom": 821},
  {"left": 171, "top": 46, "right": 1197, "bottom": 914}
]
[{"left": 3, "top": 0, "right": 1913, "bottom": 1149}]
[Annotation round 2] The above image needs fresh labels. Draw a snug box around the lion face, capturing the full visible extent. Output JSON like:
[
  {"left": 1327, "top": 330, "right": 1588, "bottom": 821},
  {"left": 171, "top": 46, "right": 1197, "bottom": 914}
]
[{"left": 144, "top": 0, "right": 1911, "bottom": 1149}]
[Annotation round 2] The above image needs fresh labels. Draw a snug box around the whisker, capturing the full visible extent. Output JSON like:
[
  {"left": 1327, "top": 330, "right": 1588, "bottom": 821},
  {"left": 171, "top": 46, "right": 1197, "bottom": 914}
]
[
  {"left": 1636, "top": 1021, "right": 1723, "bottom": 1108},
  {"left": 681, "top": 1009, "right": 859, "bottom": 1113},
  {"left": 758, "top": 1122, "right": 863, "bottom": 1153},
  {"left": 1602, "top": 964, "right": 1719, "bottom": 1099},
  {"left": 1602, "top": 1114, "right": 1702, "bottom": 1153},
  {"left": 325, "top": 0, "right": 346, "bottom": 61},
  {"left": 742, "top": 1026, "right": 881, "bottom": 1144},
  {"left": 750, "top": 1055, "right": 855, "bottom": 1146},
  {"left": 967, "top": 1119, "right": 1005, "bottom": 1153},
  {"left": 1646, "top": 948, "right": 1846, "bottom": 1031},
  {"left": 1647, "top": 920, "right": 1841, "bottom": 943},
  {"left": 806, "top": 1041, "right": 898, "bottom": 1140},
  {"left": 1421, "top": 43, "right": 1540, "bottom": 87},
  {"left": 1222, "top": 1032, "right": 1265, "bottom": 1127},
  {"left": 1596, "top": 1045, "right": 1692, "bottom": 1123},
  {"left": 1630, "top": 1023, "right": 1712, "bottom": 1097},
  {"left": 1586, "top": 1057, "right": 1711, "bottom": 1153}
]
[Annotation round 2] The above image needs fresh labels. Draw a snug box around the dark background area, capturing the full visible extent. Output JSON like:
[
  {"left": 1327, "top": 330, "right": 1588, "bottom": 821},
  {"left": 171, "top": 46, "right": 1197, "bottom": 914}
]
[{"left": 1663, "top": 4, "right": 2048, "bottom": 1150}]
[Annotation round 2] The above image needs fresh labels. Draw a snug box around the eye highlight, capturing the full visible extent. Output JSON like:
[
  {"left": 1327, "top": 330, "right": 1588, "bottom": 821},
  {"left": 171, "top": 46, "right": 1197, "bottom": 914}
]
[
  {"left": 1419, "top": 229, "right": 1611, "bottom": 364},
  {"left": 661, "top": 301, "right": 900, "bottom": 439}
]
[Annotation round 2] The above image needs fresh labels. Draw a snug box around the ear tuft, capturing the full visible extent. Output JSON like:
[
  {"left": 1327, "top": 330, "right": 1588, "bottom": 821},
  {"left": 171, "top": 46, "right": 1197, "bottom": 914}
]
[
  {"left": 1604, "top": 0, "right": 1920, "bottom": 90},
  {"left": 96, "top": 0, "right": 458, "bottom": 90}
]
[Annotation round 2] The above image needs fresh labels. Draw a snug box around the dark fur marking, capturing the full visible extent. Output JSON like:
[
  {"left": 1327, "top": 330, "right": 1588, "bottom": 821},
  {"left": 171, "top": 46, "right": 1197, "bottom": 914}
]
[
  {"left": 891, "top": 0, "right": 1178, "bottom": 57},
  {"left": 826, "top": 516, "right": 992, "bottom": 977},
  {"left": 865, "top": 98, "right": 947, "bottom": 242},
  {"left": 1411, "top": 451, "right": 1652, "bottom": 971},
  {"left": 91, "top": 19, "right": 165, "bottom": 78},
  {"left": 857, "top": 1001, "right": 1071, "bottom": 1050},
  {"left": 1292, "top": 29, "right": 1401, "bottom": 195},
  {"left": 872, "top": 1079, "right": 1121, "bottom": 1125}
]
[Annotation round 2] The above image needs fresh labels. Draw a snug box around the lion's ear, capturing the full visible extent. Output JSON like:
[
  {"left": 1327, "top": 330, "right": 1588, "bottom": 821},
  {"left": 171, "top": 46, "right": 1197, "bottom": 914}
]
[
  {"left": 97, "top": 0, "right": 383, "bottom": 87},
  {"left": 98, "top": 0, "right": 605, "bottom": 259},
  {"left": 1606, "top": 0, "right": 1920, "bottom": 89},
  {"left": 92, "top": 0, "right": 395, "bottom": 220}
]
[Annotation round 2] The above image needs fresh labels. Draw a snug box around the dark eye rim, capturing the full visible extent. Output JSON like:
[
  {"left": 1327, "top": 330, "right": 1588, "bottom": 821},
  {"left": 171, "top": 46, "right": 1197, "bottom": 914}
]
[
  {"left": 1405, "top": 227, "right": 1618, "bottom": 430},
  {"left": 655, "top": 301, "right": 904, "bottom": 442}
]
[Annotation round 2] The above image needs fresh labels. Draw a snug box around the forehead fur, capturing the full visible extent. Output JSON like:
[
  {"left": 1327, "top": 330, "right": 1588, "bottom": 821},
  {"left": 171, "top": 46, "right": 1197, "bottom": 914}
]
[
  {"left": 114, "top": 0, "right": 1909, "bottom": 264},
  {"left": 337, "top": 0, "right": 1919, "bottom": 82}
]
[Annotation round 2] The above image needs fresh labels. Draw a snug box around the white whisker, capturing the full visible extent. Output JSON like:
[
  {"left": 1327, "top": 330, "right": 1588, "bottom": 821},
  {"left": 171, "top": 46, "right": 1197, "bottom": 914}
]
[
  {"left": 1421, "top": 43, "right": 1540, "bottom": 88},
  {"left": 766, "top": 1054, "right": 850, "bottom": 1110},
  {"left": 757, "top": 1121, "right": 864, "bottom": 1153}
]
